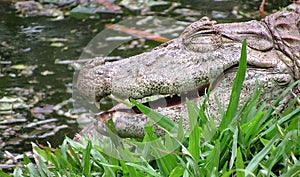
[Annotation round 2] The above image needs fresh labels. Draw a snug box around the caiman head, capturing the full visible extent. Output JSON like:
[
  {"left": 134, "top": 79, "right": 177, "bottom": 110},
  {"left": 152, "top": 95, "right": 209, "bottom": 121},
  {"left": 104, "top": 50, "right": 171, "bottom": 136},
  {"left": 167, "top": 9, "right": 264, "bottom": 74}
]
[{"left": 75, "top": 5, "right": 300, "bottom": 138}]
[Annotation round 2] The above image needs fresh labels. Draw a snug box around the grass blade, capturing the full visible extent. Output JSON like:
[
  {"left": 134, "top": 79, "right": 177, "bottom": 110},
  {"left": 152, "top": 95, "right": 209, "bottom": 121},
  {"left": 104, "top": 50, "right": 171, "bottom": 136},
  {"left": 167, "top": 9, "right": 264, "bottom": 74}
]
[
  {"left": 206, "top": 141, "right": 220, "bottom": 176},
  {"left": 221, "top": 39, "right": 247, "bottom": 130},
  {"left": 82, "top": 141, "right": 92, "bottom": 177},
  {"left": 143, "top": 123, "right": 178, "bottom": 176},
  {"left": 125, "top": 162, "right": 160, "bottom": 177},
  {"left": 0, "top": 170, "right": 13, "bottom": 177},
  {"left": 131, "top": 98, "right": 178, "bottom": 134},
  {"left": 169, "top": 166, "right": 184, "bottom": 177},
  {"left": 245, "top": 136, "right": 278, "bottom": 174},
  {"left": 235, "top": 147, "right": 245, "bottom": 177},
  {"left": 281, "top": 160, "right": 300, "bottom": 177},
  {"left": 229, "top": 127, "right": 238, "bottom": 169},
  {"left": 261, "top": 107, "right": 300, "bottom": 136},
  {"left": 265, "top": 130, "right": 298, "bottom": 174},
  {"left": 186, "top": 99, "right": 201, "bottom": 164},
  {"left": 27, "top": 163, "right": 41, "bottom": 177},
  {"left": 91, "top": 146, "right": 115, "bottom": 176},
  {"left": 35, "top": 155, "right": 51, "bottom": 177}
]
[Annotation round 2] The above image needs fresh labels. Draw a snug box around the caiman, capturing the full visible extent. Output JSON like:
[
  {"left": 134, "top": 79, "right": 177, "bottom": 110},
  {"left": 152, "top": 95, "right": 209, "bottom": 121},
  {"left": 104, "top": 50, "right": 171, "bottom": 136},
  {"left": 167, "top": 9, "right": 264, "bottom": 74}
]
[{"left": 74, "top": 4, "right": 300, "bottom": 139}]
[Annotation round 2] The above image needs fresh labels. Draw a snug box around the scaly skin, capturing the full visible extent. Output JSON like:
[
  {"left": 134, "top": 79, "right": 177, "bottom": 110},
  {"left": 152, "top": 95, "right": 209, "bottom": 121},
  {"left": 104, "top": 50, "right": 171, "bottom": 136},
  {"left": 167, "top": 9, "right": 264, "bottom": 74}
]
[{"left": 75, "top": 4, "right": 300, "bottom": 138}]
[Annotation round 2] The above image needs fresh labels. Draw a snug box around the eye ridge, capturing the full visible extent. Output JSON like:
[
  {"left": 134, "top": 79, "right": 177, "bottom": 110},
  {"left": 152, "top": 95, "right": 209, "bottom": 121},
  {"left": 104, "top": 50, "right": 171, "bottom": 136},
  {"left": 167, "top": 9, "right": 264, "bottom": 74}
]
[{"left": 183, "top": 30, "right": 222, "bottom": 52}]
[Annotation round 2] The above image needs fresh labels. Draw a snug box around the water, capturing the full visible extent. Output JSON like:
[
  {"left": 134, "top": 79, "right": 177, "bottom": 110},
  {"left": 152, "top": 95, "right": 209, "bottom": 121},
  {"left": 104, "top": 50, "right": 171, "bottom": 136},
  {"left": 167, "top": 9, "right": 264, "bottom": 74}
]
[
  {"left": 0, "top": 0, "right": 290, "bottom": 166},
  {"left": 0, "top": 2, "right": 106, "bottom": 164}
]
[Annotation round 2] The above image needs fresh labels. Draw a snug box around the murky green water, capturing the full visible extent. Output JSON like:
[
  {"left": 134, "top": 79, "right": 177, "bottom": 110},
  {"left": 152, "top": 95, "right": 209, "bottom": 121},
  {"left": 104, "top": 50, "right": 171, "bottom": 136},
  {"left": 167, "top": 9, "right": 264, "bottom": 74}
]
[
  {"left": 0, "top": 2, "right": 106, "bottom": 164},
  {"left": 0, "top": 0, "right": 290, "bottom": 165}
]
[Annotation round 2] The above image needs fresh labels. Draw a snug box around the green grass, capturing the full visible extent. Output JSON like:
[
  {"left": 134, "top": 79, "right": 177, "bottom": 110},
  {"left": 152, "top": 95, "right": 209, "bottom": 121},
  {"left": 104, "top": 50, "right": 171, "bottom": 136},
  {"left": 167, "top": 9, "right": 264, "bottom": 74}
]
[{"left": 1, "top": 39, "right": 300, "bottom": 177}]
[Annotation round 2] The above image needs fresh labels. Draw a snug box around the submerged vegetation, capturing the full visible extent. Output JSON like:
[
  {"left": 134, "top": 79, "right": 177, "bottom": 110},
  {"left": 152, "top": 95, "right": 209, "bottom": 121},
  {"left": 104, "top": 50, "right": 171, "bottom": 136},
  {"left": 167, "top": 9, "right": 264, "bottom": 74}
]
[{"left": 1, "top": 40, "right": 299, "bottom": 176}]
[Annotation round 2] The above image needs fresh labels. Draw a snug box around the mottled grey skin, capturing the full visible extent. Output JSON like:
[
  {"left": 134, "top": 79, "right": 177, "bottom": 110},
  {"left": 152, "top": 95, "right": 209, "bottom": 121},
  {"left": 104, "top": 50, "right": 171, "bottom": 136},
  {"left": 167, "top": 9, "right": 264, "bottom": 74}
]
[{"left": 75, "top": 4, "right": 300, "bottom": 138}]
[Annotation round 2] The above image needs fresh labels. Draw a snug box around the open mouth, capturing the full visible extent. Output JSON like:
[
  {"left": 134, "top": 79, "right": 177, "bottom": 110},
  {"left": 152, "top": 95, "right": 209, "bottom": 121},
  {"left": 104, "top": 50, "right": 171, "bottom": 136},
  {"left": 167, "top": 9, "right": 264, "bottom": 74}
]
[
  {"left": 110, "top": 64, "right": 241, "bottom": 115},
  {"left": 93, "top": 64, "right": 242, "bottom": 138},
  {"left": 129, "top": 83, "right": 210, "bottom": 114}
]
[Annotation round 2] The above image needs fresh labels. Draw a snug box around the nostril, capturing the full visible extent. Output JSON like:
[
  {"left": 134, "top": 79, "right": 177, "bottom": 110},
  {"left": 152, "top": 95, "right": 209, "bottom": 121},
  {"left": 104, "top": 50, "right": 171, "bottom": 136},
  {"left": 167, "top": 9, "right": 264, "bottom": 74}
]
[
  {"left": 200, "top": 16, "right": 210, "bottom": 22},
  {"left": 161, "top": 42, "right": 169, "bottom": 47},
  {"left": 154, "top": 40, "right": 174, "bottom": 50}
]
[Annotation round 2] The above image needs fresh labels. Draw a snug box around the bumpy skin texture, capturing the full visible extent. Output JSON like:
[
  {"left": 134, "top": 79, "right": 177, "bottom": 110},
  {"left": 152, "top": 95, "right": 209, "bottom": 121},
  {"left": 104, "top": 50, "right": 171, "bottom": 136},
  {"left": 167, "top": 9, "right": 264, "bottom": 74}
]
[{"left": 75, "top": 4, "right": 300, "bottom": 138}]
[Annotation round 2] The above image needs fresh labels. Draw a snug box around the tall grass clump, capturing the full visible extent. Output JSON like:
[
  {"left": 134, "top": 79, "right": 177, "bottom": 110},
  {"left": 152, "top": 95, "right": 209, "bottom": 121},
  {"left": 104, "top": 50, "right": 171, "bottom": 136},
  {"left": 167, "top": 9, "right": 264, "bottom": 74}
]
[{"left": 1, "top": 40, "right": 300, "bottom": 177}]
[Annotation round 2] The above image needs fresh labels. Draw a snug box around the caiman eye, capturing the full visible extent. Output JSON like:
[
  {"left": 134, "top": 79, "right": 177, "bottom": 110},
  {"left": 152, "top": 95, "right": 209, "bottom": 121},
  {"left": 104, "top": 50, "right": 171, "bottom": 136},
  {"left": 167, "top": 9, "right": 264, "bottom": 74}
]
[{"left": 183, "top": 30, "right": 222, "bottom": 53}]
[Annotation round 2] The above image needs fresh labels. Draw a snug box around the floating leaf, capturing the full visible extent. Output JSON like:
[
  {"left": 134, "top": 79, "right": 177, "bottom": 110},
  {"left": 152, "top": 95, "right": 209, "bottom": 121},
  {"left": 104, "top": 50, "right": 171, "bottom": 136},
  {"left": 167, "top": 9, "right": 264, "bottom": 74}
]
[
  {"left": 50, "top": 42, "right": 65, "bottom": 47},
  {"left": 10, "top": 64, "right": 33, "bottom": 70},
  {"left": 41, "top": 70, "right": 55, "bottom": 76}
]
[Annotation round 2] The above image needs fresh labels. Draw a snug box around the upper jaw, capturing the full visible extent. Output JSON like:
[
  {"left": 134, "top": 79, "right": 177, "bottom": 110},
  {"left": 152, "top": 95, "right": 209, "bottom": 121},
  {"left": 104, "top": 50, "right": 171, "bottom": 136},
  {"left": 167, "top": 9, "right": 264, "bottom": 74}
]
[
  {"left": 75, "top": 39, "right": 239, "bottom": 102},
  {"left": 75, "top": 15, "right": 287, "bottom": 105}
]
